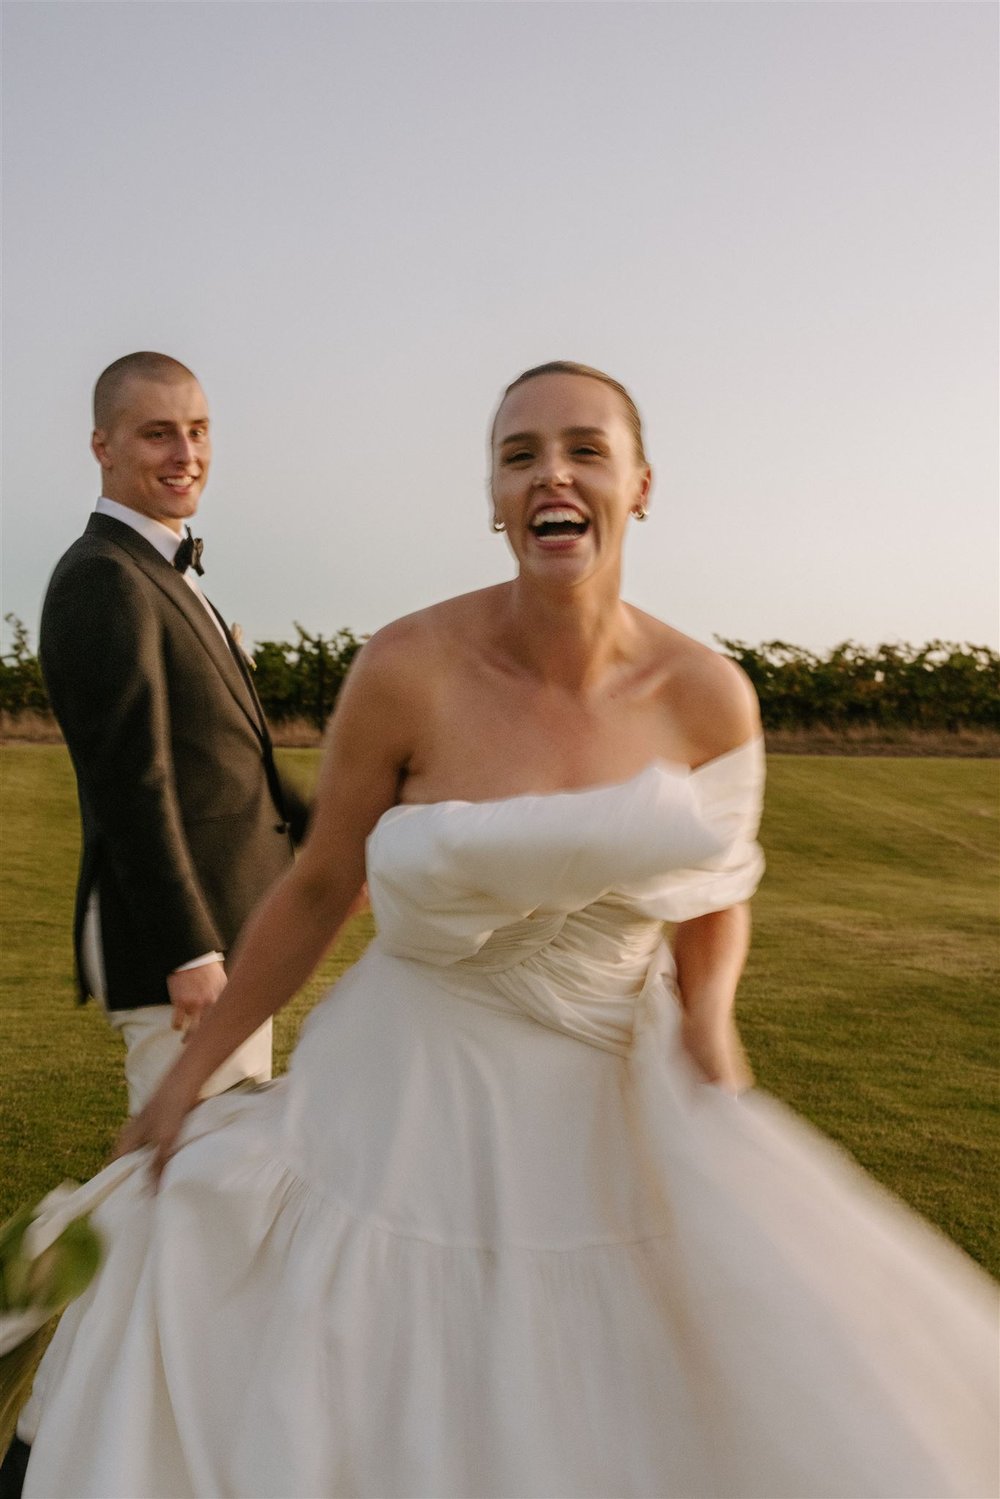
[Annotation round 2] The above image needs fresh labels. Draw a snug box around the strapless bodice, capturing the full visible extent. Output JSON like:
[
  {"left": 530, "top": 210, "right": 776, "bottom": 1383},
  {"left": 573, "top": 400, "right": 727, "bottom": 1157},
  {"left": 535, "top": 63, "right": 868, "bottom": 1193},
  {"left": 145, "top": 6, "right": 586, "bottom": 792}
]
[{"left": 366, "top": 740, "right": 766, "bottom": 1053}]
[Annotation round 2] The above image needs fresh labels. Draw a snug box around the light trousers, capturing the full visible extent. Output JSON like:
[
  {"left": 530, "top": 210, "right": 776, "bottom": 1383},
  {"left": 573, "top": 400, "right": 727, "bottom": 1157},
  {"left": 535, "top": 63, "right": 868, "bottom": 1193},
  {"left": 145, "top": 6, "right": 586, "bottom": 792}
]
[{"left": 81, "top": 891, "right": 272, "bottom": 1115}]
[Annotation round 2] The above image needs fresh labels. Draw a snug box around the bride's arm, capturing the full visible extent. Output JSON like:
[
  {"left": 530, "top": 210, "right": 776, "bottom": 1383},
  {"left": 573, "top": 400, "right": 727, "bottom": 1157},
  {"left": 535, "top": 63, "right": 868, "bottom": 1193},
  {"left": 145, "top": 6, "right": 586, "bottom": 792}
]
[
  {"left": 673, "top": 905, "right": 754, "bottom": 1092},
  {"left": 663, "top": 643, "right": 761, "bottom": 1091},
  {"left": 117, "top": 625, "right": 423, "bottom": 1176}
]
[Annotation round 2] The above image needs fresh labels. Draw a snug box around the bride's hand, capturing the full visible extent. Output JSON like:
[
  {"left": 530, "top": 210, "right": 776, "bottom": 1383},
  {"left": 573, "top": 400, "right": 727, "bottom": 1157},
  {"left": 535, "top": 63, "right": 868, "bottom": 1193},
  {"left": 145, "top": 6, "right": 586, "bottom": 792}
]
[
  {"left": 679, "top": 1011, "right": 754, "bottom": 1095},
  {"left": 113, "top": 1069, "right": 201, "bottom": 1184}
]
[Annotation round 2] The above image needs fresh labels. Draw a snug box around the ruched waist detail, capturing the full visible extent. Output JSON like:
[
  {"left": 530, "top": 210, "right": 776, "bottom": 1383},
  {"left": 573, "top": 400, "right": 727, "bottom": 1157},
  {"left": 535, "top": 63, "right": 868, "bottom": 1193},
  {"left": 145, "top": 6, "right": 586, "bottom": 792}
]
[
  {"left": 450, "top": 912, "right": 568, "bottom": 973},
  {"left": 377, "top": 901, "right": 672, "bottom": 1056}
]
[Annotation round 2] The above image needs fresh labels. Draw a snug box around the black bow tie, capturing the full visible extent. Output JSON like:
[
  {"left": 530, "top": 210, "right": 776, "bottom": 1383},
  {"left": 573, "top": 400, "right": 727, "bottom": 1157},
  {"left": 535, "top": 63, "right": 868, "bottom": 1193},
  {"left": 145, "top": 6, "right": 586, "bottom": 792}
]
[{"left": 174, "top": 528, "right": 205, "bottom": 576}]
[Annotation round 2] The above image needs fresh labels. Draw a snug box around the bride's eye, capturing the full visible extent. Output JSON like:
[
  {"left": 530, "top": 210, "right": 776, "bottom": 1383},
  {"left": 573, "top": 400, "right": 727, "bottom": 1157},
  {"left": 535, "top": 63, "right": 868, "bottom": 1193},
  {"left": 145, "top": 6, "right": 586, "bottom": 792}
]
[{"left": 503, "top": 450, "right": 533, "bottom": 464}]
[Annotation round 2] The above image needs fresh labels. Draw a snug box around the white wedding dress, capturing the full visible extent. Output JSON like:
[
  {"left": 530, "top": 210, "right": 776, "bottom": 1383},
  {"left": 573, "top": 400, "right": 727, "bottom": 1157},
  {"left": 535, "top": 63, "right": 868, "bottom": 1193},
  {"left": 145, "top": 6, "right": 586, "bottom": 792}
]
[{"left": 22, "top": 740, "right": 998, "bottom": 1498}]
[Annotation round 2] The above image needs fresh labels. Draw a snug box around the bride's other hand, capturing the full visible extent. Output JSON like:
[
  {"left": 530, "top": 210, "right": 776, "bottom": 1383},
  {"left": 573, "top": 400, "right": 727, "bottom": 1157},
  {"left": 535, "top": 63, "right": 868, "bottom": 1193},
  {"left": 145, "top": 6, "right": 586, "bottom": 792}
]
[
  {"left": 679, "top": 1009, "right": 754, "bottom": 1094},
  {"left": 673, "top": 903, "right": 755, "bottom": 1095},
  {"left": 347, "top": 882, "right": 371, "bottom": 918},
  {"left": 113, "top": 1068, "right": 201, "bottom": 1184}
]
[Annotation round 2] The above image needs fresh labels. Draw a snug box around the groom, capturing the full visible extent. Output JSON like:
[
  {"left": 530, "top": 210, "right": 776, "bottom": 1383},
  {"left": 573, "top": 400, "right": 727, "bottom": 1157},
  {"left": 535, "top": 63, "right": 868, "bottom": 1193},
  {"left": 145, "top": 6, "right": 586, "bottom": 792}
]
[
  {"left": 38, "top": 351, "right": 306, "bottom": 1116},
  {"left": 0, "top": 352, "right": 307, "bottom": 1497}
]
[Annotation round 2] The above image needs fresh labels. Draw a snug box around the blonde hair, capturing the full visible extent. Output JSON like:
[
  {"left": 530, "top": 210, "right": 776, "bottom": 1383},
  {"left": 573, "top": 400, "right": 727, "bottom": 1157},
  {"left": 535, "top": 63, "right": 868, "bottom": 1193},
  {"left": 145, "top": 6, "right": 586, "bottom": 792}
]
[{"left": 492, "top": 361, "right": 647, "bottom": 465}]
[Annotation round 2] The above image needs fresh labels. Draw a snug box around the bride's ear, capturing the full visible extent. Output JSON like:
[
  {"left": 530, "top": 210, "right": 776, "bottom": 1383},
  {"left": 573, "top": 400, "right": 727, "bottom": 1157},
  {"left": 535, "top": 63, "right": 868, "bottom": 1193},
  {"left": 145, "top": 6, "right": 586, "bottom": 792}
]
[
  {"left": 633, "top": 465, "right": 652, "bottom": 518},
  {"left": 485, "top": 477, "right": 505, "bottom": 534}
]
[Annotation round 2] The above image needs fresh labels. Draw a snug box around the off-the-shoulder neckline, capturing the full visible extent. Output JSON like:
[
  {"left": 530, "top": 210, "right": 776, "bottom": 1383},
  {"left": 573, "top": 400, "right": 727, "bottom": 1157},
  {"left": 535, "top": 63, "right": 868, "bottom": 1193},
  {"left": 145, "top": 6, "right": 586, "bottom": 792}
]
[{"left": 376, "top": 734, "right": 764, "bottom": 821}]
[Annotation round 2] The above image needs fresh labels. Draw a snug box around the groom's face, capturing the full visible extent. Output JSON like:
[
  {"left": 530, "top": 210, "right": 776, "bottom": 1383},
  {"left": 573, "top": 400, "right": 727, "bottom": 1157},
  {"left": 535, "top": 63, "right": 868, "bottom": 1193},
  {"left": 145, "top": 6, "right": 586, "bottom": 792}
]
[{"left": 92, "top": 376, "right": 212, "bottom": 534}]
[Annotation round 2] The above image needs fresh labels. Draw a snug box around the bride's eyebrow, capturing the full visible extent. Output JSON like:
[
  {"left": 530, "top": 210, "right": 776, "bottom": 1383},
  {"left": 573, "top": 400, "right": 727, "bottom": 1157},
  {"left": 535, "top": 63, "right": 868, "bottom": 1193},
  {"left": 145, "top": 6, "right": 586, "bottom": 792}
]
[{"left": 498, "top": 426, "right": 607, "bottom": 447}]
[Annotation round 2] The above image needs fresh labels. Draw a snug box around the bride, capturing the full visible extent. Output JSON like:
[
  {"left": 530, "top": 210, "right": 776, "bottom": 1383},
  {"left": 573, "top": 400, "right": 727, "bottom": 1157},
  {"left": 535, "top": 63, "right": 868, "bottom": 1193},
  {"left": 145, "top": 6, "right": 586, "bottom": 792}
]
[{"left": 19, "top": 362, "right": 997, "bottom": 1497}]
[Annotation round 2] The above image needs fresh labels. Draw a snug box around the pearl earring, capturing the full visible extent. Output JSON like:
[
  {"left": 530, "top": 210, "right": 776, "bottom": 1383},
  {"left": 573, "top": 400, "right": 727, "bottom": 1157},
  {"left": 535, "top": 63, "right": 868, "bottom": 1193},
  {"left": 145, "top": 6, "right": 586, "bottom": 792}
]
[
  {"left": 631, "top": 505, "right": 648, "bottom": 521},
  {"left": 492, "top": 517, "right": 506, "bottom": 533}
]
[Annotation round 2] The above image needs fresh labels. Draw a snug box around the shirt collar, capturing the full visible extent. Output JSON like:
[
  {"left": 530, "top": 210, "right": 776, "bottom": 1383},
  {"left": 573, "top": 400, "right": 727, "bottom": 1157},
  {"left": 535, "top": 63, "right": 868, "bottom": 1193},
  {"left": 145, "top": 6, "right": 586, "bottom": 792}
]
[{"left": 95, "top": 496, "right": 187, "bottom": 566}]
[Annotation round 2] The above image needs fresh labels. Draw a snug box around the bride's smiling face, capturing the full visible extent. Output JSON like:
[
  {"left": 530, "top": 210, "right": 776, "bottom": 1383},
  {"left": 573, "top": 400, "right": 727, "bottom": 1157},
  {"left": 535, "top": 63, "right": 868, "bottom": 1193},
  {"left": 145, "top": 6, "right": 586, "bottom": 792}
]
[{"left": 490, "top": 373, "right": 652, "bottom": 587}]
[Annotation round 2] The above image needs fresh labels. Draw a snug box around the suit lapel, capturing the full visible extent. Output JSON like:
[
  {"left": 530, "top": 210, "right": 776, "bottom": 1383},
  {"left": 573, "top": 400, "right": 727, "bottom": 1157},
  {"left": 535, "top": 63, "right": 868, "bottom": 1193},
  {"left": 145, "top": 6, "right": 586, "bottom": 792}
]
[
  {"left": 85, "top": 513, "right": 263, "bottom": 737},
  {"left": 207, "top": 602, "right": 269, "bottom": 739}
]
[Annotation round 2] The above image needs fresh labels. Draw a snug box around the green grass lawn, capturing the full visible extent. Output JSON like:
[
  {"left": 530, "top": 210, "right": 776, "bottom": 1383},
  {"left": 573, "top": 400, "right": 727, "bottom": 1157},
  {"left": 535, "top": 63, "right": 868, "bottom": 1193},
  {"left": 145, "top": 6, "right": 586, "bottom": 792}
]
[{"left": 1, "top": 746, "right": 997, "bottom": 1274}]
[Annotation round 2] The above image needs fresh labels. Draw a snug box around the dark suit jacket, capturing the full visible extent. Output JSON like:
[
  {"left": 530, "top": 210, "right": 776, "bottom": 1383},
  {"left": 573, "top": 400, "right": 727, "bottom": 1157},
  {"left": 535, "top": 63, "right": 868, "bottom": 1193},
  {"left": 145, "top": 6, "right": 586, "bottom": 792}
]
[{"left": 40, "top": 511, "right": 302, "bottom": 1010}]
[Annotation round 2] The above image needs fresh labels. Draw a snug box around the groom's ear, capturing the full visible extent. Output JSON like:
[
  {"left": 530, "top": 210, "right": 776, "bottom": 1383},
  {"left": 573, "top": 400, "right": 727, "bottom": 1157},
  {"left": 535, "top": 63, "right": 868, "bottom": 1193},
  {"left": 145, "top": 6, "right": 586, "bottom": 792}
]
[{"left": 91, "top": 429, "right": 112, "bottom": 471}]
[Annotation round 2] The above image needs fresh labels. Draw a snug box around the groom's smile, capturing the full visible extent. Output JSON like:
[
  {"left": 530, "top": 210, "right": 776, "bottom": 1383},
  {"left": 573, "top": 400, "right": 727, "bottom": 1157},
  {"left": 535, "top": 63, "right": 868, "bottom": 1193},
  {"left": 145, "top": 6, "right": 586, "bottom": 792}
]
[{"left": 91, "top": 374, "right": 212, "bottom": 535}]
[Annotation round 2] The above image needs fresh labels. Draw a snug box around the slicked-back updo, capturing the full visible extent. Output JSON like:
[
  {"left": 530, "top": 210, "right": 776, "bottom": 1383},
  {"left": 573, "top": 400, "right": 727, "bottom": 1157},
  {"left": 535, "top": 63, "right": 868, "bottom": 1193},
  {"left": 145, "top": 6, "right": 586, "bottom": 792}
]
[{"left": 491, "top": 361, "right": 648, "bottom": 467}]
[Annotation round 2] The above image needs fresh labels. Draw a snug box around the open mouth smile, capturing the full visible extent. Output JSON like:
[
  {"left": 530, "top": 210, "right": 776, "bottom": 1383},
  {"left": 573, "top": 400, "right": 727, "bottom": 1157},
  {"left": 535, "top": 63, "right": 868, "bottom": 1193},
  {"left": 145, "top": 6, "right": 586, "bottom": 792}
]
[{"left": 529, "top": 506, "right": 590, "bottom": 540}]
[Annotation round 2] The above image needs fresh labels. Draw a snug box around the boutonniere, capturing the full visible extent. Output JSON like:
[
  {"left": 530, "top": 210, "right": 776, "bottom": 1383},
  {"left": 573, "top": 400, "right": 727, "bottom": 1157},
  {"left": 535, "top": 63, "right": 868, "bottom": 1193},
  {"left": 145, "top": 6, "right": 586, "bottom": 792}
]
[{"left": 230, "top": 623, "right": 257, "bottom": 671}]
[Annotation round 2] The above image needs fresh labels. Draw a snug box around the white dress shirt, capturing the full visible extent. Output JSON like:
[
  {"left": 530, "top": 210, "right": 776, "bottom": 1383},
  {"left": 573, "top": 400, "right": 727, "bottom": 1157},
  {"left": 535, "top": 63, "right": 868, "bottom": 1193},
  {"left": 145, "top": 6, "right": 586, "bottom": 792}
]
[{"left": 95, "top": 496, "right": 228, "bottom": 643}]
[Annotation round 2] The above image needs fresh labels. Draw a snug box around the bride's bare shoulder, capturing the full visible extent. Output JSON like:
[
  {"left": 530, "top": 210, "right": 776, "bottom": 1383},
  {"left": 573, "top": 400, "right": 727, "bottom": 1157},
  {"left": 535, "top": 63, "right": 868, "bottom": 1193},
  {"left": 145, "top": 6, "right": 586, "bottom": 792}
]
[
  {"left": 344, "top": 587, "right": 504, "bottom": 687},
  {"left": 633, "top": 609, "right": 761, "bottom": 765}
]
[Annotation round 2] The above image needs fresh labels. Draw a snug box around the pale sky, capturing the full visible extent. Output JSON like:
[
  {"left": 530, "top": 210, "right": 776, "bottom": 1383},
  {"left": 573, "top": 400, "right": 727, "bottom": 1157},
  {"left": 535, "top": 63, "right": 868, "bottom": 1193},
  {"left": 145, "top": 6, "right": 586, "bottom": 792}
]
[{"left": 3, "top": 0, "right": 997, "bottom": 656}]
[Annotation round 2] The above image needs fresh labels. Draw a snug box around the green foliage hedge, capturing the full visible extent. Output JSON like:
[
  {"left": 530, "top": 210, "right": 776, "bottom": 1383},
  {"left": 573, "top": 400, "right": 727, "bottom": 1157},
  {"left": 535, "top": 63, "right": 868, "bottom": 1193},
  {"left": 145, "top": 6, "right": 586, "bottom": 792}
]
[
  {"left": 0, "top": 616, "right": 49, "bottom": 716},
  {"left": 718, "top": 638, "right": 1000, "bottom": 731},
  {"left": 3, "top": 614, "right": 997, "bottom": 731},
  {"left": 250, "top": 625, "right": 365, "bottom": 729}
]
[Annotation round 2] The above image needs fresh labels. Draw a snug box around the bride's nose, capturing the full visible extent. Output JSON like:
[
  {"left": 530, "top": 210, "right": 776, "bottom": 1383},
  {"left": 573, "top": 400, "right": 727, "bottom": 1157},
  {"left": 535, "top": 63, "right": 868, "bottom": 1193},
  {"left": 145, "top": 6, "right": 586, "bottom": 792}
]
[{"left": 533, "top": 456, "right": 571, "bottom": 489}]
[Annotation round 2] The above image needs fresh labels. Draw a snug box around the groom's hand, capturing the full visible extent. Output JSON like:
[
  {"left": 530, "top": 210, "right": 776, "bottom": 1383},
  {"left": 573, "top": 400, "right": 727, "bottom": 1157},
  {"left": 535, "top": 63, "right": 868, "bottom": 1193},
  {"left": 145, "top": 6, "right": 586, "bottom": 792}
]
[{"left": 167, "top": 960, "right": 228, "bottom": 1039}]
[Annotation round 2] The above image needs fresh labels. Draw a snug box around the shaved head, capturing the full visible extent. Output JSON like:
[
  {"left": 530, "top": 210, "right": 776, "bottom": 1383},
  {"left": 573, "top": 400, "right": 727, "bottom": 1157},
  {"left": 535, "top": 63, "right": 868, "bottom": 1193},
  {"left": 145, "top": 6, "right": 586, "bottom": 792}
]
[{"left": 93, "top": 352, "right": 199, "bottom": 432}]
